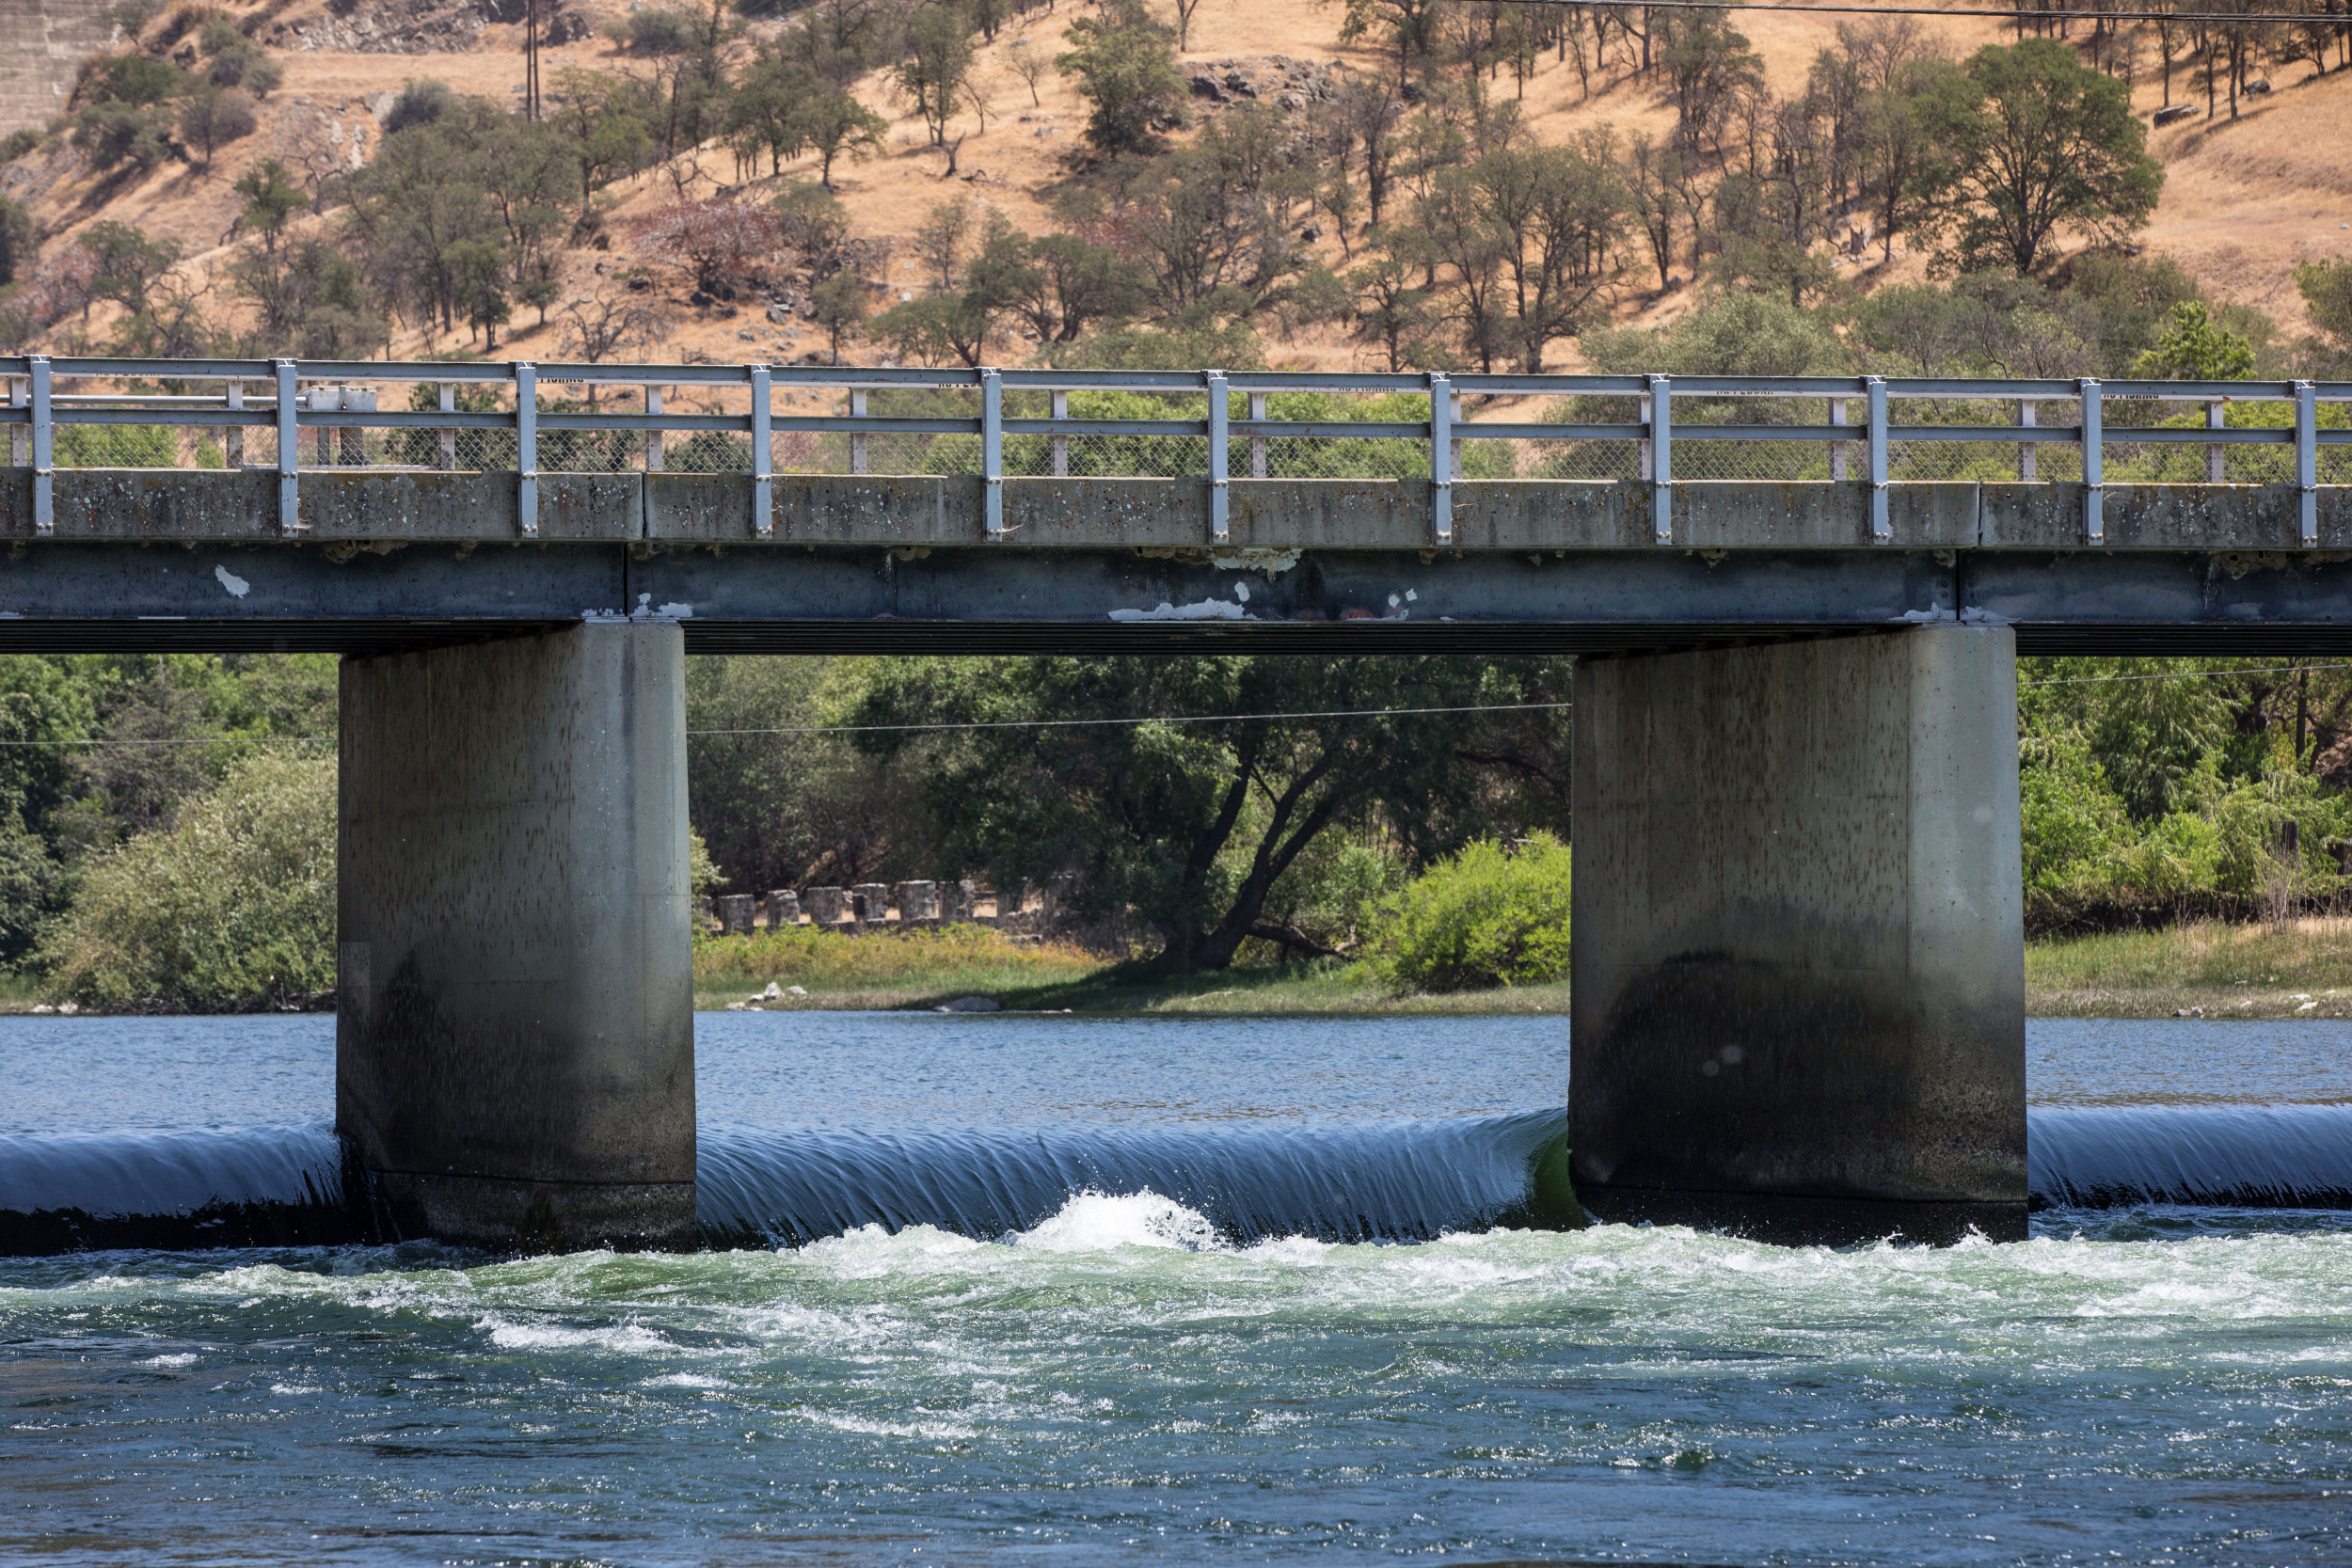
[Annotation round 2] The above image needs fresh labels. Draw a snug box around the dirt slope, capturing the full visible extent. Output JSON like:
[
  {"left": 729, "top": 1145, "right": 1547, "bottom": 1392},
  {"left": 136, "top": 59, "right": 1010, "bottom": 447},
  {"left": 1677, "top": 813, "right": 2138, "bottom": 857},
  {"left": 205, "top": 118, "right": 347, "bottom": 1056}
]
[{"left": 2, "top": 0, "right": 2347, "bottom": 369}]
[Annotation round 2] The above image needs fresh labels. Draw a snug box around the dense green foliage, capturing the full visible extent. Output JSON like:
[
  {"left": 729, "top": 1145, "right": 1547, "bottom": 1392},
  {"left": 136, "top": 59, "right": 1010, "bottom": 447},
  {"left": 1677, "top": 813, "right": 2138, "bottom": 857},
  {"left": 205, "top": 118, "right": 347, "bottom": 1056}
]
[
  {"left": 1369, "top": 833, "right": 1574, "bottom": 992},
  {"left": 685, "top": 657, "right": 929, "bottom": 895},
  {"left": 0, "top": 655, "right": 336, "bottom": 970},
  {"left": 40, "top": 752, "right": 336, "bottom": 1011},
  {"left": 1913, "top": 40, "right": 2163, "bottom": 277},
  {"left": 1057, "top": 0, "right": 1186, "bottom": 154},
  {"left": 2018, "top": 658, "right": 2352, "bottom": 931},
  {"left": 0, "top": 646, "right": 2348, "bottom": 1006},
  {"left": 849, "top": 654, "right": 1572, "bottom": 972}
]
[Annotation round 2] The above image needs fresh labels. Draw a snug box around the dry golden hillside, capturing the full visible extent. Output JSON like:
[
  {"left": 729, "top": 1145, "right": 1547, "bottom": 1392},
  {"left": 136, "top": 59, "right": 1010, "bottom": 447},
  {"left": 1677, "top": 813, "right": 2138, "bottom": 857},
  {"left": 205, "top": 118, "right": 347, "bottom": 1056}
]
[{"left": 3, "top": 0, "right": 2349, "bottom": 370}]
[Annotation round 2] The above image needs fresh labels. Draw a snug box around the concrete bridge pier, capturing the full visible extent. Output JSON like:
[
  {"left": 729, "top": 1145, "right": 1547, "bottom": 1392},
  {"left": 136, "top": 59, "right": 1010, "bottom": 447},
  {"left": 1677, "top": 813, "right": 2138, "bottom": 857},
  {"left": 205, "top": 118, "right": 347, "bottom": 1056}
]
[
  {"left": 336, "top": 622, "right": 697, "bottom": 1252},
  {"left": 1570, "top": 626, "right": 2028, "bottom": 1245}
]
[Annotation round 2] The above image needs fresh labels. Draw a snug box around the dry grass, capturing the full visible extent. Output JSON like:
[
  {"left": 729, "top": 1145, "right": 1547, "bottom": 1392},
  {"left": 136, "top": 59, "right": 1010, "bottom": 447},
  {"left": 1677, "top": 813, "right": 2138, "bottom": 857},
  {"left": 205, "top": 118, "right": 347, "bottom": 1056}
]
[
  {"left": 2026, "top": 916, "right": 2352, "bottom": 1018},
  {"left": 24, "top": 0, "right": 2347, "bottom": 378},
  {"left": 702, "top": 916, "right": 2352, "bottom": 1018},
  {"left": 690, "top": 925, "right": 1570, "bottom": 1013}
]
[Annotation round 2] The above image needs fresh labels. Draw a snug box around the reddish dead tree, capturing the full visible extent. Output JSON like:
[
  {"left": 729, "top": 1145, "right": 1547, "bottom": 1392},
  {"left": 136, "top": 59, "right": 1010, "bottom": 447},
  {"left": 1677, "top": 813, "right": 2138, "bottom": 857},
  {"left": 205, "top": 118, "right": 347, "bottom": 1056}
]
[{"left": 630, "top": 198, "right": 778, "bottom": 297}]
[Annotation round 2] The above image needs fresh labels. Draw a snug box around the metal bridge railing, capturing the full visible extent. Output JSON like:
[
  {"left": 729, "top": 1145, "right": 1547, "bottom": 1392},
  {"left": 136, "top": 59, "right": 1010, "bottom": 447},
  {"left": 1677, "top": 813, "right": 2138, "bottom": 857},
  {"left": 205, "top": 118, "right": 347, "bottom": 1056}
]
[{"left": 2, "top": 357, "right": 2346, "bottom": 546}]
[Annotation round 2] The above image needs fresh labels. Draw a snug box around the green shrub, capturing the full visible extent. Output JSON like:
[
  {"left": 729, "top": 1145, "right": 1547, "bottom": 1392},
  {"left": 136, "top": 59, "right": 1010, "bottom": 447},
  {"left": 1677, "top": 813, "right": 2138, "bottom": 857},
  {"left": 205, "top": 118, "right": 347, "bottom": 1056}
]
[
  {"left": 55, "top": 423, "right": 179, "bottom": 467},
  {"left": 1369, "top": 834, "right": 1572, "bottom": 993},
  {"left": 40, "top": 751, "right": 335, "bottom": 1011}
]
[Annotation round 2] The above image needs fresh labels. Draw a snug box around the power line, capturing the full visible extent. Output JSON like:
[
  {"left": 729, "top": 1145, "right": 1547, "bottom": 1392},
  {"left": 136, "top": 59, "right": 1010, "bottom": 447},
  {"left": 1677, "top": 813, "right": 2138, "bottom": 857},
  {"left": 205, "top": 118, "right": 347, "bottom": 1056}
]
[
  {"left": 688, "top": 700, "right": 1580, "bottom": 737},
  {"left": 5, "top": 670, "right": 2342, "bottom": 747},
  {"left": 2023, "top": 662, "right": 2352, "bottom": 686},
  {"left": 0, "top": 699, "right": 1580, "bottom": 748},
  {"left": 1485, "top": 0, "right": 2338, "bottom": 23},
  {"left": 0, "top": 735, "right": 332, "bottom": 749}
]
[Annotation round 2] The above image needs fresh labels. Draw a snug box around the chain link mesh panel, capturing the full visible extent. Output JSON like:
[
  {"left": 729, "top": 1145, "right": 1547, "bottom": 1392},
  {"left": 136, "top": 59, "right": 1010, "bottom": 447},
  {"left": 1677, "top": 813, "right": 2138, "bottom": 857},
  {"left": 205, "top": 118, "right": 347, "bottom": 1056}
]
[{"left": 8, "top": 373, "right": 2347, "bottom": 493}]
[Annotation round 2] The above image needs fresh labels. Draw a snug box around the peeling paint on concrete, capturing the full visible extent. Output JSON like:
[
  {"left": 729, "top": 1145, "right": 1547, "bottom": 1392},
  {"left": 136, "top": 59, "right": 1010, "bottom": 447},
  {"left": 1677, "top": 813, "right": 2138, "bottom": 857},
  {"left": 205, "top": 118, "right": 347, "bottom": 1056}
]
[
  {"left": 1209, "top": 546, "right": 1303, "bottom": 577},
  {"left": 1108, "top": 598, "right": 1252, "bottom": 622},
  {"left": 214, "top": 565, "right": 250, "bottom": 597}
]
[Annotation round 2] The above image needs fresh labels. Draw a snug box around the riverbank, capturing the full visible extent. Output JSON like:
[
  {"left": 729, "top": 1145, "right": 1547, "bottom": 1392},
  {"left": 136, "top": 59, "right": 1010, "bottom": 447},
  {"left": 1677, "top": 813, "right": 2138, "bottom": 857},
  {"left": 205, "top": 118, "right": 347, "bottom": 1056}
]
[
  {"left": 691, "top": 928, "right": 1571, "bottom": 1015},
  {"left": 2025, "top": 917, "right": 2352, "bottom": 1019},
  {"left": 4, "top": 921, "right": 2344, "bottom": 1019},
  {"left": 699, "top": 919, "right": 2352, "bottom": 1018}
]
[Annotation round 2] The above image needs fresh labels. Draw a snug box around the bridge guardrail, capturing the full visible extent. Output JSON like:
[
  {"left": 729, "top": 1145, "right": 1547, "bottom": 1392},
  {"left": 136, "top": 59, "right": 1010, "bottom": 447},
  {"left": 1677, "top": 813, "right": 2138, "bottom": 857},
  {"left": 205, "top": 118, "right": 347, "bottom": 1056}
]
[{"left": 1, "top": 357, "right": 2345, "bottom": 546}]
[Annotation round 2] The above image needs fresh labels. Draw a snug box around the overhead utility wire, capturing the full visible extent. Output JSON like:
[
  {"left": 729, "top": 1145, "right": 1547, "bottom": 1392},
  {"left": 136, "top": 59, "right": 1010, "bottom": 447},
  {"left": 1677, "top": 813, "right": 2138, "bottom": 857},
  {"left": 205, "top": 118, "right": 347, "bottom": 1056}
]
[
  {"left": 0, "top": 701, "right": 1580, "bottom": 747},
  {"left": 690, "top": 700, "right": 1581, "bottom": 737},
  {"left": 2023, "top": 662, "right": 2352, "bottom": 686},
  {"left": 1483, "top": 0, "right": 2336, "bottom": 22},
  {"left": 0, "top": 734, "right": 335, "bottom": 749},
  {"left": 6, "top": 671, "right": 2344, "bottom": 747}
]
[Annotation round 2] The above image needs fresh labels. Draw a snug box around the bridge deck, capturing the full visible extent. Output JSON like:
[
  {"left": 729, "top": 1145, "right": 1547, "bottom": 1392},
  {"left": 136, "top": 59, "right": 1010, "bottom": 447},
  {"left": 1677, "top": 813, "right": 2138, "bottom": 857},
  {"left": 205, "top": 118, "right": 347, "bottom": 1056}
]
[
  {"left": 0, "top": 471, "right": 2346, "bottom": 655},
  {"left": 10, "top": 470, "right": 2349, "bottom": 552},
  {"left": 1, "top": 465, "right": 2349, "bottom": 655}
]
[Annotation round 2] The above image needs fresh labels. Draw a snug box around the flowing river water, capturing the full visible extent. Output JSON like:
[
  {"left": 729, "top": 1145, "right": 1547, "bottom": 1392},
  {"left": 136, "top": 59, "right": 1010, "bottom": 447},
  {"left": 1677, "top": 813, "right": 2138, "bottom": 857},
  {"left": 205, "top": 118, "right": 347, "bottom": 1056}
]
[{"left": 5, "top": 1012, "right": 2352, "bottom": 1564}]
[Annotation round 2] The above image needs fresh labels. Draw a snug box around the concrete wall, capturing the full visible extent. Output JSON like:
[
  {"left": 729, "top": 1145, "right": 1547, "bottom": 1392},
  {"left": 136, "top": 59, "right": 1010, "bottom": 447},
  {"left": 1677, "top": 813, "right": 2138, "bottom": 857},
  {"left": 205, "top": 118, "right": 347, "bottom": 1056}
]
[
  {"left": 1569, "top": 626, "right": 2028, "bottom": 1244},
  {"left": 336, "top": 622, "right": 696, "bottom": 1251},
  {"left": 0, "top": 0, "right": 117, "bottom": 141},
  {"left": 8, "top": 469, "right": 2349, "bottom": 549}
]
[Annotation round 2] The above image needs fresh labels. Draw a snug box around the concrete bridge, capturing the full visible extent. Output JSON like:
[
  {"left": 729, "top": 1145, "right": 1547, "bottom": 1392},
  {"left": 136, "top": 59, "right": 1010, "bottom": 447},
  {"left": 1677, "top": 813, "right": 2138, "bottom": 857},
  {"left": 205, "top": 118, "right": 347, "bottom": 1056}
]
[{"left": 10, "top": 356, "right": 2349, "bottom": 1249}]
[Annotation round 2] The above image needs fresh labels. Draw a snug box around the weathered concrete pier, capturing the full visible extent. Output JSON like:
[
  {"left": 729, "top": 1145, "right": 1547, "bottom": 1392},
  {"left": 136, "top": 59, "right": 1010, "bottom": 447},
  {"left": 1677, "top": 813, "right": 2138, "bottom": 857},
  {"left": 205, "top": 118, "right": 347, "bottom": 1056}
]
[
  {"left": 1572, "top": 626, "right": 2027, "bottom": 1243},
  {"left": 6, "top": 356, "right": 2346, "bottom": 1249},
  {"left": 336, "top": 622, "right": 696, "bottom": 1252}
]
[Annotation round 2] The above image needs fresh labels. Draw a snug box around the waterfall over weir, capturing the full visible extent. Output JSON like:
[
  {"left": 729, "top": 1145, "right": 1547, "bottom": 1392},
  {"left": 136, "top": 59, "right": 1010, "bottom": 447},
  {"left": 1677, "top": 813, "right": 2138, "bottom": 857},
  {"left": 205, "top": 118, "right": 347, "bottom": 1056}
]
[
  {"left": 0, "top": 1114, "right": 1572, "bottom": 1257},
  {"left": 2028, "top": 1103, "right": 2352, "bottom": 1210},
  {"left": 695, "top": 1115, "right": 1570, "bottom": 1248},
  {"left": 8, "top": 1103, "right": 2352, "bottom": 1255}
]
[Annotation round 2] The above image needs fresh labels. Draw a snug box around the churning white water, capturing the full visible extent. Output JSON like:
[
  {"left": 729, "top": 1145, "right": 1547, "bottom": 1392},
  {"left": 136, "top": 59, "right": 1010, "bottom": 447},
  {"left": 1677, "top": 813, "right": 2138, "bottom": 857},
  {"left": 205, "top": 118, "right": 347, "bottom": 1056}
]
[{"left": 4, "top": 1011, "right": 2352, "bottom": 1563}]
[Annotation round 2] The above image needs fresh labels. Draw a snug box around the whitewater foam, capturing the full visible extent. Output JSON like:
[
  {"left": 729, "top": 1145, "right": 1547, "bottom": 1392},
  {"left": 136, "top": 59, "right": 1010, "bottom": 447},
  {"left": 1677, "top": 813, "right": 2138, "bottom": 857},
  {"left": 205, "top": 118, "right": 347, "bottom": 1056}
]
[{"left": 1010, "top": 1189, "right": 1224, "bottom": 1252}]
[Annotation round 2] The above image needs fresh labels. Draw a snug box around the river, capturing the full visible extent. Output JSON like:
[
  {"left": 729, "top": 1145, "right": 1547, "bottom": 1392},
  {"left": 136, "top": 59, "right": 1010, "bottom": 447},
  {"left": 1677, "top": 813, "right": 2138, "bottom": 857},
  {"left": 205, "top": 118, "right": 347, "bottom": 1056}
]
[{"left": 4, "top": 1012, "right": 2351, "bottom": 1563}]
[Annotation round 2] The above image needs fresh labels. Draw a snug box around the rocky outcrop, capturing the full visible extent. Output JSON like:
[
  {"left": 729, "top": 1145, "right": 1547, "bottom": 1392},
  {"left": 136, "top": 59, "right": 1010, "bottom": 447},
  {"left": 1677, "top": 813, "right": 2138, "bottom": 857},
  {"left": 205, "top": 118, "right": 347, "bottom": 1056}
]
[
  {"left": 1185, "top": 55, "right": 1340, "bottom": 114},
  {"left": 266, "top": 0, "right": 593, "bottom": 55}
]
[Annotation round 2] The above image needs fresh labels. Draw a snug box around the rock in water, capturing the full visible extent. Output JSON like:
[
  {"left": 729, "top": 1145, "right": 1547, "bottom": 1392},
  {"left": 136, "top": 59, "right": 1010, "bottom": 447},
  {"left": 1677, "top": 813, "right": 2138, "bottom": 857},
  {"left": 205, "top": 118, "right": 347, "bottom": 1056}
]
[{"left": 937, "top": 996, "right": 1000, "bottom": 1013}]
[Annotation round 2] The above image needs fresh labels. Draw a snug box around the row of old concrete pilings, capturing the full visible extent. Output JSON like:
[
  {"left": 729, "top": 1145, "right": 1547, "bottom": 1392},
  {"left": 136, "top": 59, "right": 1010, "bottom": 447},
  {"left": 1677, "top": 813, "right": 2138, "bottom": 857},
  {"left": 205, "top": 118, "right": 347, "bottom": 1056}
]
[{"left": 702, "top": 878, "right": 1065, "bottom": 936}]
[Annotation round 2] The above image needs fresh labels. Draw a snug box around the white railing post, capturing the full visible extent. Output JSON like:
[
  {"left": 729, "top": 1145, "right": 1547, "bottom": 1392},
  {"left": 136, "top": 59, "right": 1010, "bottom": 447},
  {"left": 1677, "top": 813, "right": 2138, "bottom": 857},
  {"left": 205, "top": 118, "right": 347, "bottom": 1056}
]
[
  {"left": 515, "top": 361, "right": 538, "bottom": 539},
  {"left": 28, "top": 357, "right": 50, "bottom": 535},
  {"left": 850, "top": 388, "right": 867, "bottom": 476},
  {"left": 2018, "top": 398, "right": 2036, "bottom": 483},
  {"left": 1647, "top": 374, "right": 1672, "bottom": 544},
  {"left": 1830, "top": 396, "right": 1847, "bottom": 483},
  {"left": 1452, "top": 385, "right": 1464, "bottom": 486},
  {"left": 2206, "top": 399, "right": 2226, "bottom": 485},
  {"left": 225, "top": 381, "right": 244, "bottom": 469},
  {"left": 437, "top": 383, "right": 456, "bottom": 471},
  {"left": 2296, "top": 380, "right": 2318, "bottom": 548},
  {"left": 1248, "top": 390, "right": 1267, "bottom": 479},
  {"left": 750, "top": 363, "right": 772, "bottom": 537},
  {"left": 2080, "top": 377, "right": 2103, "bottom": 546},
  {"left": 274, "top": 358, "right": 297, "bottom": 535},
  {"left": 1429, "top": 371, "right": 1454, "bottom": 546},
  {"left": 1206, "top": 370, "right": 1230, "bottom": 544},
  {"left": 1867, "top": 375, "right": 1889, "bottom": 544},
  {"left": 1050, "top": 390, "right": 1068, "bottom": 478},
  {"left": 981, "top": 367, "right": 1003, "bottom": 539},
  {"left": 644, "top": 385, "right": 663, "bottom": 473}
]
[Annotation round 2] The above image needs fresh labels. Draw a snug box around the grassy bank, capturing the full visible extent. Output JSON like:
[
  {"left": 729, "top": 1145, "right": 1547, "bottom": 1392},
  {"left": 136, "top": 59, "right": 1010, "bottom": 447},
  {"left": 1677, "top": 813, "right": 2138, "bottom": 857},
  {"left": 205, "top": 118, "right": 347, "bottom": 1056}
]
[
  {"left": 691, "top": 926, "right": 1568, "bottom": 1015},
  {"left": 700, "top": 920, "right": 2352, "bottom": 1020},
  {"left": 6, "top": 920, "right": 2339, "bottom": 1020},
  {"left": 2026, "top": 918, "right": 2352, "bottom": 1019}
]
